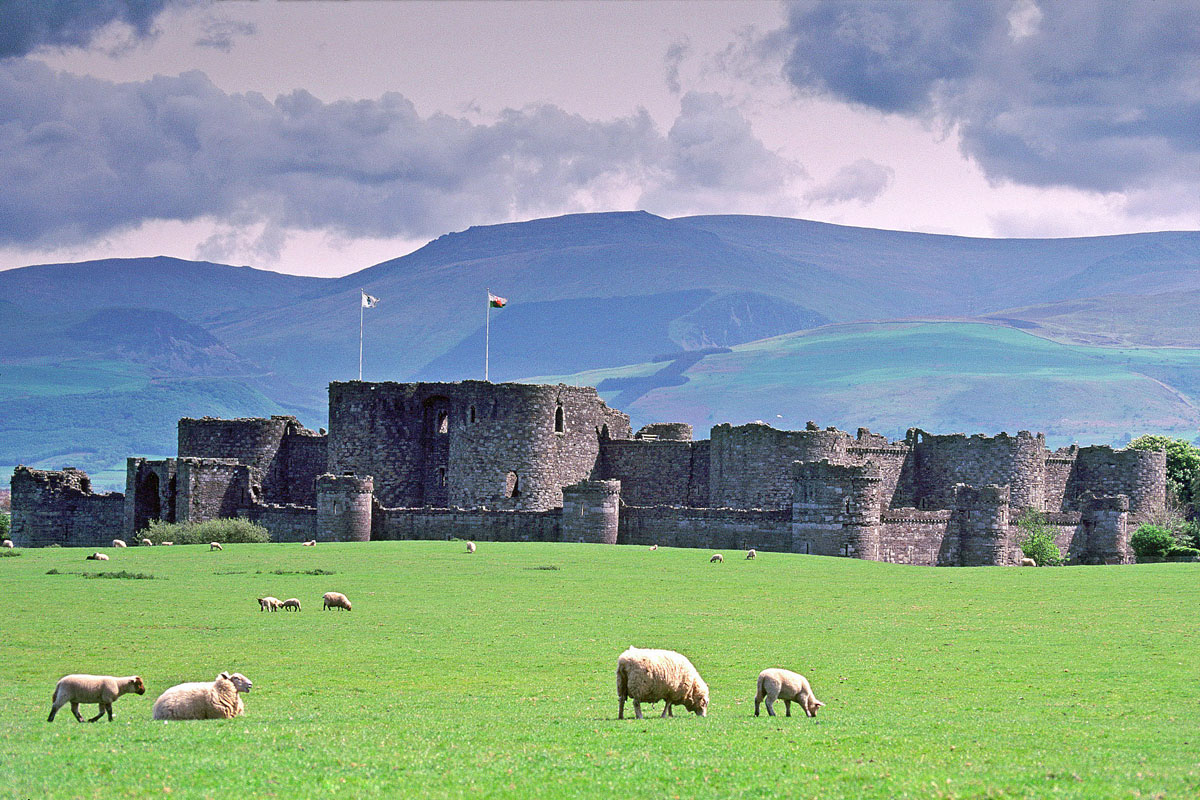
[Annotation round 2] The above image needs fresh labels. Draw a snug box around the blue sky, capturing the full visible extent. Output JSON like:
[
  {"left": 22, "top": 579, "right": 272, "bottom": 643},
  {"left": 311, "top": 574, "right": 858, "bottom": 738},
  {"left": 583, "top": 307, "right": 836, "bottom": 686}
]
[{"left": 1, "top": 0, "right": 1197, "bottom": 277}]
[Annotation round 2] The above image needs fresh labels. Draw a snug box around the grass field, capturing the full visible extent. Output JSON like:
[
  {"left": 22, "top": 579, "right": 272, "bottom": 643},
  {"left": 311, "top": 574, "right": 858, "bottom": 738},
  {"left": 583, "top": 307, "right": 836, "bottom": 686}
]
[{"left": 3, "top": 541, "right": 1198, "bottom": 799}]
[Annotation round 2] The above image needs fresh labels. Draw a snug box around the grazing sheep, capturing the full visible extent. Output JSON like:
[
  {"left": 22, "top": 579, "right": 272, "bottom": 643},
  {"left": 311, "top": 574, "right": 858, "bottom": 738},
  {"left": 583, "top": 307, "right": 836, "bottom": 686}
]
[
  {"left": 159, "top": 541, "right": 173, "bottom": 546},
  {"left": 281, "top": 598, "right": 301, "bottom": 612},
  {"left": 466, "top": 541, "right": 476, "bottom": 554},
  {"left": 209, "top": 542, "right": 223, "bottom": 551},
  {"left": 649, "top": 544, "right": 658, "bottom": 551},
  {"left": 754, "top": 668, "right": 825, "bottom": 718},
  {"left": 710, "top": 553, "right": 723, "bottom": 563},
  {"left": 2, "top": 539, "right": 13, "bottom": 548},
  {"left": 257, "top": 596, "right": 282, "bottom": 612},
  {"left": 152, "top": 672, "right": 252, "bottom": 721},
  {"left": 302, "top": 540, "right": 316, "bottom": 547},
  {"left": 48, "top": 674, "right": 145, "bottom": 722},
  {"left": 1021, "top": 557, "right": 1037, "bottom": 567},
  {"left": 616, "top": 646, "right": 709, "bottom": 719},
  {"left": 746, "top": 549, "right": 757, "bottom": 560},
  {"left": 112, "top": 539, "right": 127, "bottom": 548},
  {"left": 323, "top": 591, "right": 352, "bottom": 611},
  {"left": 86, "top": 552, "right": 109, "bottom": 561},
  {"left": 140, "top": 538, "right": 152, "bottom": 547}
]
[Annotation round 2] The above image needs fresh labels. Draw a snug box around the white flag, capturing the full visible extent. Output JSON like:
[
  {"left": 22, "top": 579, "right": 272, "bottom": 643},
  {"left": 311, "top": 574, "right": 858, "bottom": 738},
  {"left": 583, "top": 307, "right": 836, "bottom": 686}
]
[{"left": 362, "top": 291, "right": 379, "bottom": 308}]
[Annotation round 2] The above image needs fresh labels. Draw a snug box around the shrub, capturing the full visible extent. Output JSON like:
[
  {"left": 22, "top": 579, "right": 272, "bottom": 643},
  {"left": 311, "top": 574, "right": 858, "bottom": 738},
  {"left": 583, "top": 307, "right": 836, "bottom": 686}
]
[
  {"left": 1166, "top": 546, "right": 1200, "bottom": 560},
  {"left": 0, "top": 510, "right": 9, "bottom": 539},
  {"left": 1131, "top": 524, "right": 1176, "bottom": 560},
  {"left": 144, "top": 518, "right": 270, "bottom": 545},
  {"left": 1017, "top": 509, "right": 1065, "bottom": 566},
  {"left": 1176, "top": 520, "right": 1200, "bottom": 549}
]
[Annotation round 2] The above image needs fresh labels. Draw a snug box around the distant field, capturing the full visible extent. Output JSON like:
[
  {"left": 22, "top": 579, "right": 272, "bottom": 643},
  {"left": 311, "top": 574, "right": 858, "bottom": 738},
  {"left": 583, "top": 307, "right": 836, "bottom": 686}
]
[
  {"left": 2, "top": 542, "right": 1198, "bottom": 799},
  {"left": 0, "top": 360, "right": 150, "bottom": 399},
  {"left": 536, "top": 321, "right": 1200, "bottom": 446}
]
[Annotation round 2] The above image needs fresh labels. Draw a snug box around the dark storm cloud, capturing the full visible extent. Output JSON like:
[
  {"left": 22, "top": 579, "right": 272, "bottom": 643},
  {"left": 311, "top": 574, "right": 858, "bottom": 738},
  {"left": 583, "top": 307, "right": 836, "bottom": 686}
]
[
  {"left": 0, "top": 63, "right": 795, "bottom": 246},
  {"left": 773, "top": 0, "right": 1200, "bottom": 201},
  {"left": 0, "top": 0, "right": 185, "bottom": 58}
]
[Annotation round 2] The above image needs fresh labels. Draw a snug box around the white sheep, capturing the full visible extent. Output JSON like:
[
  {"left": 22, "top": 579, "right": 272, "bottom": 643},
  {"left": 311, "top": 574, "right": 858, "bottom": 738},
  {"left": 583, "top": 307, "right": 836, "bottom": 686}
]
[
  {"left": 152, "top": 672, "right": 252, "bottom": 721},
  {"left": 281, "top": 598, "right": 301, "bottom": 611},
  {"left": 649, "top": 544, "right": 658, "bottom": 551},
  {"left": 616, "top": 646, "right": 709, "bottom": 719},
  {"left": 86, "top": 552, "right": 109, "bottom": 561},
  {"left": 159, "top": 541, "right": 173, "bottom": 546},
  {"left": 140, "top": 538, "right": 152, "bottom": 547},
  {"left": 323, "top": 591, "right": 352, "bottom": 611},
  {"left": 48, "top": 674, "right": 145, "bottom": 722},
  {"left": 1021, "top": 557, "right": 1037, "bottom": 567},
  {"left": 710, "top": 553, "right": 724, "bottom": 563},
  {"left": 746, "top": 549, "right": 757, "bottom": 560},
  {"left": 302, "top": 540, "right": 316, "bottom": 546},
  {"left": 210, "top": 542, "right": 223, "bottom": 551},
  {"left": 2, "top": 539, "right": 12, "bottom": 548},
  {"left": 112, "top": 539, "right": 127, "bottom": 548},
  {"left": 754, "top": 668, "right": 825, "bottom": 718},
  {"left": 466, "top": 541, "right": 476, "bottom": 553},
  {"left": 258, "top": 596, "right": 282, "bottom": 612}
]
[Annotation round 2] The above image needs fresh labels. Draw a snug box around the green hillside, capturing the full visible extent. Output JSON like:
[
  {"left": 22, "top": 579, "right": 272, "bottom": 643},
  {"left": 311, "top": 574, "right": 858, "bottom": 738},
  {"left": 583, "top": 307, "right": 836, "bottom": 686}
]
[{"left": 532, "top": 322, "right": 1200, "bottom": 446}]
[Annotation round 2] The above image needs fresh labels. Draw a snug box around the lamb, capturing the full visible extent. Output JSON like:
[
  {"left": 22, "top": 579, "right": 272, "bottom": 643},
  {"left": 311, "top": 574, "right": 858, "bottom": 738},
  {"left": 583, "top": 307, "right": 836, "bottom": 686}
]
[
  {"left": 86, "top": 552, "right": 109, "bottom": 561},
  {"left": 710, "top": 553, "right": 724, "bottom": 563},
  {"left": 302, "top": 540, "right": 317, "bottom": 546},
  {"left": 465, "top": 541, "right": 476, "bottom": 553},
  {"left": 140, "top": 538, "right": 153, "bottom": 547},
  {"left": 159, "top": 541, "right": 173, "bottom": 546},
  {"left": 281, "top": 598, "right": 301, "bottom": 611},
  {"left": 112, "top": 539, "right": 127, "bottom": 548},
  {"left": 48, "top": 674, "right": 145, "bottom": 722},
  {"left": 152, "top": 671, "right": 252, "bottom": 721},
  {"left": 754, "top": 668, "right": 825, "bottom": 718},
  {"left": 746, "top": 549, "right": 757, "bottom": 560},
  {"left": 257, "top": 596, "right": 282, "bottom": 612},
  {"left": 2, "top": 539, "right": 12, "bottom": 548},
  {"left": 210, "top": 542, "right": 223, "bottom": 551},
  {"left": 616, "top": 646, "right": 709, "bottom": 719},
  {"left": 1021, "top": 557, "right": 1037, "bottom": 567},
  {"left": 323, "top": 591, "right": 352, "bottom": 611},
  {"left": 649, "top": 545, "right": 658, "bottom": 551}
]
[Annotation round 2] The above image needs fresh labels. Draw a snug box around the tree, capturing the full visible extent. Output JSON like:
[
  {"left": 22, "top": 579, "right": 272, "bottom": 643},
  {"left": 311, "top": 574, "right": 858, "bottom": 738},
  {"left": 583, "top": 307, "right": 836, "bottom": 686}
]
[
  {"left": 1017, "top": 509, "right": 1065, "bottom": 566},
  {"left": 1128, "top": 435, "right": 1200, "bottom": 512}
]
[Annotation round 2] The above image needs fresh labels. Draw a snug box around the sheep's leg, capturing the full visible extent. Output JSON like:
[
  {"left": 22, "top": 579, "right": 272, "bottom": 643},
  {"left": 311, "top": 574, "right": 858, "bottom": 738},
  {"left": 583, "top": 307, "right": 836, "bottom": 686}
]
[
  {"left": 618, "top": 696, "right": 626, "bottom": 719},
  {"left": 48, "top": 701, "right": 62, "bottom": 722},
  {"left": 661, "top": 702, "right": 671, "bottom": 718},
  {"left": 754, "top": 689, "right": 764, "bottom": 716},
  {"left": 87, "top": 703, "right": 108, "bottom": 722},
  {"left": 784, "top": 699, "right": 792, "bottom": 717},
  {"left": 633, "top": 700, "right": 643, "bottom": 719},
  {"left": 764, "top": 696, "right": 776, "bottom": 717},
  {"left": 70, "top": 702, "right": 84, "bottom": 722}
]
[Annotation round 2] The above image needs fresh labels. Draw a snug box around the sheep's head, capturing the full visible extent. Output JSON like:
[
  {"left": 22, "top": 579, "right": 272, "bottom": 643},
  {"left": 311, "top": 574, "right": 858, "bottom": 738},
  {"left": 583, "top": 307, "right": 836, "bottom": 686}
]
[
  {"left": 219, "top": 672, "right": 253, "bottom": 693},
  {"left": 805, "top": 697, "right": 825, "bottom": 717},
  {"left": 685, "top": 682, "right": 710, "bottom": 717},
  {"left": 132, "top": 676, "right": 146, "bottom": 694}
]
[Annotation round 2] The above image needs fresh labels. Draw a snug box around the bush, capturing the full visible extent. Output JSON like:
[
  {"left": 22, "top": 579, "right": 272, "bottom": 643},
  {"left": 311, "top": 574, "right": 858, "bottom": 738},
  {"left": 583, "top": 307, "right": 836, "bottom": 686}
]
[
  {"left": 144, "top": 518, "right": 270, "bottom": 545},
  {"left": 1017, "top": 509, "right": 1065, "bottom": 566},
  {"left": 0, "top": 510, "right": 9, "bottom": 539},
  {"left": 1177, "top": 520, "right": 1200, "bottom": 549},
  {"left": 1131, "top": 524, "right": 1176, "bottom": 560},
  {"left": 1166, "top": 546, "right": 1200, "bottom": 560}
]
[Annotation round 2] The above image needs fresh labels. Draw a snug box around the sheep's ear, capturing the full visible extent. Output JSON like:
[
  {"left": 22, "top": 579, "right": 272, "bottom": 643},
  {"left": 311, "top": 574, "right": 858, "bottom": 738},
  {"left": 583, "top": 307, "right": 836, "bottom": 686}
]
[{"left": 219, "top": 671, "right": 230, "bottom": 679}]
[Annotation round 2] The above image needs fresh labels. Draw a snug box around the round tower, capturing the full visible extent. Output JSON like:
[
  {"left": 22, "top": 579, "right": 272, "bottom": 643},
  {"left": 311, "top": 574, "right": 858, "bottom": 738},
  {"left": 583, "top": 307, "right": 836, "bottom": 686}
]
[
  {"left": 954, "top": 484, "right": 1012, "bottom": 566},
  {"left": 560, "top": 480, "right": 621, "bottom": 544},
  {"left": 316, "top": 473, "right": 374, "bottom": 542}
]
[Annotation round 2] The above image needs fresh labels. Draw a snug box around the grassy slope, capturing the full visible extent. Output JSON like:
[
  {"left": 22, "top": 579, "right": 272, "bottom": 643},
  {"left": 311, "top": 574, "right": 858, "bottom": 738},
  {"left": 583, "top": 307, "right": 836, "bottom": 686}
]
[
  {"left": 531, "top": 321, "right": 1200, "bottom": 445},
  {"left": 1, "top": 542, "right": 1197, "bottom": 799}
]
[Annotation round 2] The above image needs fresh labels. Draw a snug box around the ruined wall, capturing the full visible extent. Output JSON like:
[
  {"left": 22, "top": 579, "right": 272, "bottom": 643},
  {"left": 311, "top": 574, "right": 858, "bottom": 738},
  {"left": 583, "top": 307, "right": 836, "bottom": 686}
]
[
  {"left": 373, "top": 506, "right": 560, "bottom": 542},
  {"left": 1068, "top": 447, "right": 1165, "bottom": 524},
  {"left": 561, "top": 480, "right": 620, "bottom": 544},
  {"left": 175, "top": 458, "right": 254, "bottom": 524},
  {"left": 618, "top": 506, "right": 791, "bottom": 551},
  {"left": 912, "top": 431, "right": 1046, "bottom": 511},
  {"left": 124, "top": 458, "right": 178, "bottom": 534},
  {"left": 711, "top": 423, "right": 853, "bottom": 510},
  {"left": 954, "top": 484, "right": 1015, "bottom": 566},
  {"left": 848, "top": 437, "right": 913, "bottom": 509},
  {"left": 178, "top": 416, "right": 324, "bottom": 505},
  {"left": 328, "top": 381, "right": 629, "bottom": 512},
  {"left": 597, "top": 439, "right": 703, "bottom": 506},
  {"left": 239, "top": 504, "right": 317, "bottom": 543},
  {"left": 282, "top": 430, "right": 327, "bottom": 505},
  {"left": 316, "top": 474, "right": 373, "bottom": 542},
  {"left": 11, "top": 466, "right": 125, "bottom": 548},
  {"left": 1043, "top": 448, "right": 1077, "bottom": 512},
  {"left": 791, "top": 460, "right": 883, "bottom": 558},
  {"left": 877, "top": 511, "right": 955, "bottom": 566}
]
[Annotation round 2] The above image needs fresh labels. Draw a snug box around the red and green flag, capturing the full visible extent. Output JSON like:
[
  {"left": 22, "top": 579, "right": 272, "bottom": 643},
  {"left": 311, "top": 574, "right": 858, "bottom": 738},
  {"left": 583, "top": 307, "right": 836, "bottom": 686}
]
[{"left": 488, "top": 292, "right": 507, "bottom": 308}]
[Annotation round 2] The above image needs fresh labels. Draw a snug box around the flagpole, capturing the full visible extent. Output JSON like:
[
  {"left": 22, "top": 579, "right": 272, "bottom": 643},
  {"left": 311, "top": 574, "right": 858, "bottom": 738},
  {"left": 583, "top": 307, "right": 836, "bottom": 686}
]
[
  {"left": 359, "top": 290, "right": 364, "bottom": 381},
  {"left": 485, "top": 287, "right": 491, "bottom": 382}
]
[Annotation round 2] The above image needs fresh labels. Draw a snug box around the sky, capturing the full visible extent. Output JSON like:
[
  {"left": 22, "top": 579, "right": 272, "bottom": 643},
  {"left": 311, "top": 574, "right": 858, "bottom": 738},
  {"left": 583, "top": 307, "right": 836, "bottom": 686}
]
[{"left": 0, "top": 0, "right": 1197, "bottom": 278}]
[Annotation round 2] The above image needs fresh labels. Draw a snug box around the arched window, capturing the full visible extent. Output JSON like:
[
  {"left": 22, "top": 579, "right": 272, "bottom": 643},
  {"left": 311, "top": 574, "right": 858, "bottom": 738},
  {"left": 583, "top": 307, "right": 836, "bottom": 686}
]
[
  {"left": 437, "top": 410, "right": 449, "bottom": 434},
  {"left": 554, "top": 405, "right": 565, "bottom": 434},
  {"left": 469, "top": 405, "right": 477, "bottom": 424},
  {"left": 505, "top": 471, "right": 521, "bottom": 498},
  {"left": 437, "top": 467, "right": 447, "bottom": 488}
]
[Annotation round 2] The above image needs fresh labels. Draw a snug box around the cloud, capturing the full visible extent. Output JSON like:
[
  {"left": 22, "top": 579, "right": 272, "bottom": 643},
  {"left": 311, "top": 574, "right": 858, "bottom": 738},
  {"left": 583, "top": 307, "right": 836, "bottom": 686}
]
[
  {"left": 0, "top": 0, "right": 185, "bottom": 58},
  {"left": 804, "top": 159, "right": 893, "bottom": 206},
  {"left": 0, "top": 64, "right": 799, "bottom": 248},
  {"left": 664, "top": 37, "right": 690, "bottom": 95},
  {"left": 194, "top": 17, "right": 256, "bottom": 53},
  {"left": 771, "top": 0, "right": 1200, "bottom": 207}
]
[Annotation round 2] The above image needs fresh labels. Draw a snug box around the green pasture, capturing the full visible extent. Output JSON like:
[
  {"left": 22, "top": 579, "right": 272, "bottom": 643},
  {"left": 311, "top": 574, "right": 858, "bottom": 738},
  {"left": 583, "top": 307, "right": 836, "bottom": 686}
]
[{"left": 2, "top": 541, "right": 1198, "bottom": 799}]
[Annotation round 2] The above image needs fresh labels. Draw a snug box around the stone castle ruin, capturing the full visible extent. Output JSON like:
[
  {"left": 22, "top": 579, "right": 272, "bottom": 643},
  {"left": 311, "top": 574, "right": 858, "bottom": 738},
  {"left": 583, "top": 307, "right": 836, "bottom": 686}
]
[{"left": 11, "top": 380, "right": 1166, "bottom": 565}]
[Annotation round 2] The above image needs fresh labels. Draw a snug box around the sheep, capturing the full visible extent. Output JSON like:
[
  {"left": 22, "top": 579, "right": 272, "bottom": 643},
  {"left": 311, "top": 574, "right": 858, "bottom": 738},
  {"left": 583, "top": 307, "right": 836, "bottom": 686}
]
[
  {"left": 152, "top": 672, "right": 252, "bottom": 721},
  {"left": 257, "top": 596, "right": 282, "bottom": 612},
  {"left": 302, "top": 540, "right": 316, "bottom": 546},
  {"left": 159, "top": 541, "right": 173, "bottom": 546},
  {"left": 616, "top": 646, "right": 709, "bottom": 719},
  {"left": 86, "top": 552, "right": 109, "bottom": 561},
  {"left": 746, "top": 549, "right": 757, "bottom": 560},
  {"left": 209, "top": 541, "right": 223, "bottom": 551},
  {"left": 1, "top": 539, "right": 12, "bottom": 548},
  {"left": 140, "top": 538, "right": 152, "bottom": 547},
  {"left": 112, "top": 539, "right": 127, "bottom": 548},
  {"left": 323, "top": 591, "right": 352, "bottom": 611},
  {"left": 48, "top": 674, "right": 145, "bottom": 722},
  {"left": 1021, "top": 557, "right": 1037, "bottom": 567},
  {"left": 710, "top": 553, "right": 724, "bottom": 563},
  {"left": 466, "top": 541, "right": 476, "bottom": 554},
  {"left": 754, "top": 668, "right": 825, "bottom": 718},
  {"left": 649, "top": 544, "right": 658, "bottom": 551},
  {"left": 281, "top": 598, "right": 301, "bottom": 612}
]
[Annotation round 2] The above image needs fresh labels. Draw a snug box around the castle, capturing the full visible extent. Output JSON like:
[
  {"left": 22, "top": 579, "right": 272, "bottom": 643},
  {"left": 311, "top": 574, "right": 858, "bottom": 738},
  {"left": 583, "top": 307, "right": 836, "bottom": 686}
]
[{"left": 10, "top": 380, "right": 1167, "bottom": 565}]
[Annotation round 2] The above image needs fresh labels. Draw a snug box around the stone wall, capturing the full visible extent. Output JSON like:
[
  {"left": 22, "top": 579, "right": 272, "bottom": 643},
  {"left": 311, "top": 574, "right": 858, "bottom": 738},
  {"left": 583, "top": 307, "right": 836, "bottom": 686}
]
[
  {"left": 239, "top": 504, "right": 317, "bottom": 543},
  {"left": 710, "top": 423, "right": 852, "bottom": 509},
  {"left": 1069, "top": 447, "right": 1165, "bottom": 523},
  {"left": 176, "top": 458, "right": 253, "bottom": 524},
  {"left": 618, "top": 506, "right": 791, "bottom": 551},
  {"left": 1043, "top": 449, "right": 1077, "bottom": 511},
  {"left": 597, "top": 439, "right": 705, "bottom": 506},
  {"left": 912, "top": 430, "right": 1046, "bottom": 511},
  {"left": 316, "top": 474, "right": 373, "bottom": 542},
  {"left": 878, "top": 511, "right": 954, "bottom": 566},
  {"left": 373, "top": 506, "right": 561, "bottom": 542},
  {"left": 125, "top": 458, "right": 178, "bottom": 533},
  {"left": 282, "top": 430, "right": 328, "bottom": 505},
  {"left": 10, "top": 466, "right": 125, "bottom": 548},
  {"left": 178, "top": 415, "right": 324, "bottom": 505}
]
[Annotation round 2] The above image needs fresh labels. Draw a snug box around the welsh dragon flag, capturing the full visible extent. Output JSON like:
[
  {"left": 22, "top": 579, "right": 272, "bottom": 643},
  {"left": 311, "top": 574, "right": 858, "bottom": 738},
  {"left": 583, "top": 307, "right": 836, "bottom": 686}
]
[{"left": 488, "top": 292, "right": 507, "bottom": 308}]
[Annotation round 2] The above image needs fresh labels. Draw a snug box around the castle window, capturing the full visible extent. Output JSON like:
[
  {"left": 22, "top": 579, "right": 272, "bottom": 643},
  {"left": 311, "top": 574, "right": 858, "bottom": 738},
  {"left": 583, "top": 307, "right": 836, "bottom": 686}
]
[
  {"left": 505, "top": 471, "right": 521, "bottom": 498},
  {"left": 437, "top": 467, "right": 447, "bottom": 488},
  {"left": 437, "top": 410, "right": 449, "bottom": 434},
  {"left": 555, "top": 405, "right": 565, "bottom": 434},
  {"left": 469, "top": 405, "right": 477, "bottom": 424}
]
